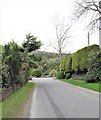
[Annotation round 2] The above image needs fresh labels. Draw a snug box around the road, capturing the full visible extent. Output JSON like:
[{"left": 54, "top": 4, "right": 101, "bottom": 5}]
[{"left": 29, "top": 78, "right": 99, "bottom": 118}]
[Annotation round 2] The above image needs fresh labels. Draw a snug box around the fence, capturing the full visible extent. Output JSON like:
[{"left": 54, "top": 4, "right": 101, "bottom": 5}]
[{"left": 0, "top": 82, "right": 26, "bottom": 101}]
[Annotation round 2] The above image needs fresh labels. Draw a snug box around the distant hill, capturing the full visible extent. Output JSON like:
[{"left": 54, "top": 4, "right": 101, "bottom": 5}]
[{"left": 29, "top": 50, "right": 68, "bottom": 60}]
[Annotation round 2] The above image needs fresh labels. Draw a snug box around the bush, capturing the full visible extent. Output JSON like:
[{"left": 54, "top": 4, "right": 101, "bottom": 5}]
[
  {"left": 49, "top": 69, "right": 57, "bottom": 77},
  {"left": 56, "top": 71, "right": 65, "bottom": 79},
  {"left": 85, "top": 50, "right": 101, "bottom": 83},
  {"left": 65, "top": 73, "right": 72, "bottom": 79},
  {"left": 85, "top": 67, "right": 100, "bottom": 83},
  {"left": 31, "top": 69, "right": 41, "bottom": 77}
]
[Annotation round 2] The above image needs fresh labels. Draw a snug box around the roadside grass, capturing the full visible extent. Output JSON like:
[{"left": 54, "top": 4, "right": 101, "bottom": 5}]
[
  {"left": 60, "top": 79, "right": 100, "bottom": 92},
  {"left": 1, "top": 82, "right": 35, "bottom": 118}
]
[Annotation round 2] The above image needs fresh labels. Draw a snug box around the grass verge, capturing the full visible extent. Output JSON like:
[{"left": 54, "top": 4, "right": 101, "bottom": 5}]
[
  {"left": 1, "top": 82, "right": 35, "bottom": 118},
  {"left": 61, "top": 79, "right": 100, "bottom": 92}
]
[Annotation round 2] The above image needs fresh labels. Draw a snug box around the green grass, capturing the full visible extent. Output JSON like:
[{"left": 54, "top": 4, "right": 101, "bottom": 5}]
[
  {"left": 1, "top": 82, "right": 35, "bottom": 118},
  {"left": 62, "top": 79, "right": 100, "bottom": 92}
]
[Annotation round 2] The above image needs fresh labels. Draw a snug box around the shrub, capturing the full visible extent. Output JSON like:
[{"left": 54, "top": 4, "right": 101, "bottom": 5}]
[
  {"left": 49, "top": 69, "right": 57, "bottom": 77},
  {"left": 56, "top": 71, "right": 65, "bottom": 79},
  {"left": 85, "top": 50, "right": 101, "bottom": 83},
  {"left": 31, "top": 69, "right": 41, "bottom": 77},
  {"left": 85, "top": 67, "right": 100, "bottom": 83},
  {"left": 65, "top": 73, "right": 72, "bottom": 79}
]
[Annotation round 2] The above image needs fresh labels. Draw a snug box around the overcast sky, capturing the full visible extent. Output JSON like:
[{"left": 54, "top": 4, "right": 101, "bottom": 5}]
[{"left": 0, "top": 0, "right": 99, "bottom": 53}]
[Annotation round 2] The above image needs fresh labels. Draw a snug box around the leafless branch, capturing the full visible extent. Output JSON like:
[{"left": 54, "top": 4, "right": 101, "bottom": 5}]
[
  {"left": 73, "top": 0, "right": 100, "bottom": 32},
  {"left": 51, "top": 15, "right": 73, "bottom": 70}
]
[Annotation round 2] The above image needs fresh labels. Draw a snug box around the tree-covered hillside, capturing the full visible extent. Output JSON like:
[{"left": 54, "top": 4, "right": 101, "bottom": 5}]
[{"left": 29, "top": 50, "right": 68, "bottom": 77}]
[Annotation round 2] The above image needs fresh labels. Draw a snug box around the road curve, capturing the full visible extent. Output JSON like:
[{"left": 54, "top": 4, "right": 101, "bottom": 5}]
[{"left": 29, "top": 78, "right": 99, "bottom": 118}]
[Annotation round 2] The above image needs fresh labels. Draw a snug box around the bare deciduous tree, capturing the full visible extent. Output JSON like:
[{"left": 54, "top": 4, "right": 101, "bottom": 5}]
[
  {"left": 74, "top": 0, "right": 101, "bottom": 31},
  {"left": 73, "top": 0, "right": 101, "bottom": 47},
  {"left": 51, "top": 16, "right": 72, "bottom": 70}
]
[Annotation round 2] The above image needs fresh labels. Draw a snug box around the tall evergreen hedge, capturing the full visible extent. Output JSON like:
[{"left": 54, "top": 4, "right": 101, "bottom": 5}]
[
  {"left": 61, "top": 59, "right": 66, "bottom": 71},
  {"left": 61, "top": 44, "right": 100, "bottom": 72},
  {"left": 65, "top": 55, "right": 72, "bottom": 72},
  {"left": 72, "top": 44, "right": 99, "bottom": 71},
  {"left": 61, "top": 54, "right": 72, "bottom": 72}
]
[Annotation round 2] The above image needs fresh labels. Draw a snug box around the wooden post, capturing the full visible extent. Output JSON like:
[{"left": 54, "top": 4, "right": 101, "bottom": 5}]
[{"left": 88, "top": 32, "right": 90, "bottom": 46}]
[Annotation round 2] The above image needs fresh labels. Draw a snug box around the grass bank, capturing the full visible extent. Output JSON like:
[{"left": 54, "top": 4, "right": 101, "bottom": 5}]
[
  {"left": 61, "top": 79, "right": 100, "bottom": 92},
  {"left": 1, "top": 82, "right": 35, "bottom": 118}
]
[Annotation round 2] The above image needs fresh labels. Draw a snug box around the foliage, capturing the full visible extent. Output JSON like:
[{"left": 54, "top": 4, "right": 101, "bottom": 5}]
[
  {"left": 2, "top": 42, "right": 22, "bottom": 88},
  {"left": 72, "top": 44, "right": 99, "bottom": 71},
  {"left": 65, "top": 73, "right": 72, "bottom": 79},
  {"left": 61, "top": 54, "right": 72, "bottom": 72},
  {"left": 29, "top": 60, "right": 38, "bottom": 68},
  {"left": 20, "top": 48, "right": 30, "bottom": 83},
  {"left": 2, "top": 41, "right": 28, "bottom": 88},
  {"left": 22, "top": 33, "right": 41, "bottom": 52},
  {"left": 61, "top": 44, "right": 99, "bottom": 73},
  {"left": 30, "top": 69, "right": 41, "bottom": 77},
  {"left": 9, "top": 43, "right": 21, "bottom": 84},
  {"left": 49, "top": 69, "right": 57, "bottom": 77},
  {"left": 65, "top": 55, "right": 72, "bottom": 72},
  {"left": 2, "top": 33, "right": 42, "bottom": 89},
  {"left": 56, "top": 71, "right": 65, "bottom": 79},
  {"left": 85, "top": 50, "right": 101, "bottom": 83},
  {"left": 29, "top": 50, "right": 61, "bottom": 76},
  {"left": 61, "top": 59, "right": 65, "bottom": 71},
  {"left": 60, "top": 44, "right": 100, "bottom": 83},
  {"left": 43, "top": 58, "right": 60, "bottom": 73}
]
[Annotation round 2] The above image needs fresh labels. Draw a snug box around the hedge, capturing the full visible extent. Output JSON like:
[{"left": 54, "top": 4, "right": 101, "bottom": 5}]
[
  {"left": 56, "top": 71, "right": 65, "bottom": 79},
  {"left": 61, "top": 44, "right": 100, "bottom": 72},
  {"left": 61, "top": 54, "right": 72, "bottom": 72},
  {"left": 61, "top": 59, "right": 66, "bottom": 71},
  {"left": 72, "top": 44, "right": 99, "bottom": 71},
  {"left": 65, "top": 55, "right": 72, "bottom": 72}
]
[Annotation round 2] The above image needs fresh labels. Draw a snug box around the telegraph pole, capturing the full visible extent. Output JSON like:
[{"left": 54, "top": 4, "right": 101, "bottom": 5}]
[{"left": 88, "top": 32, "right": 90, "bottom": 46}]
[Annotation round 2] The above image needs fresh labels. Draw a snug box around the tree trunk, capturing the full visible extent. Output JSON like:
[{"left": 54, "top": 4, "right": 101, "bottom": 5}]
[{"left": 59, "top": 51, "right": 62, "bottom": 71}]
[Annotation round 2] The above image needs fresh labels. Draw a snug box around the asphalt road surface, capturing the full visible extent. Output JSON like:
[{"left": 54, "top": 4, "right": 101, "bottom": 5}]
[{"left": 29, "top": 78, "right": 99, "bottom": 118}]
